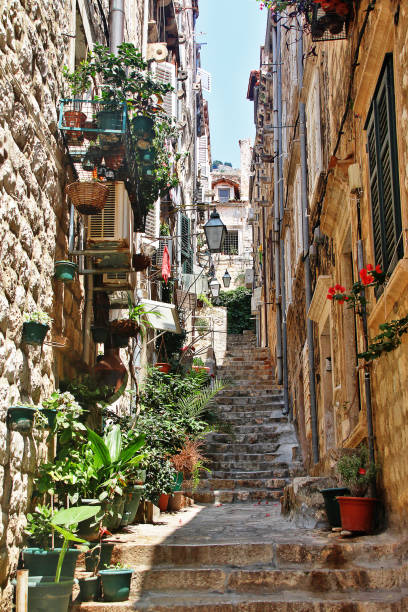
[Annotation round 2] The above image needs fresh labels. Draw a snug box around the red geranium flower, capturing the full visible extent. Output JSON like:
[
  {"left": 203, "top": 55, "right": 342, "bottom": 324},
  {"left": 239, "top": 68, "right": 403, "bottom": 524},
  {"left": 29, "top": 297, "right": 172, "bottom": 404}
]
[
  {"left": 375, "top": 265, "right": 382, "bottom": 274},
  {"left": 338, "top": 299, "right": 344, "bottom": 305},
  {"left": 344, "top": 296, "right": 350, "bottom": 301},
  {"left": 366, "top": 264, "right": 373, "bottom": 271},
  {"left": 359, "top": 268, "right": 368, "bottom": 279},
  {"left": 334, "top": 284, "right": 342, "bottom": 291},
  {"left": 328, "top": 287, "right": 336, "bottom": 295},
  {"left": 327, "top": 294, "right": 333, "bottom": 300},
  {"left": 358, "top": 467, "right": 366, "bottom": 475},
  {"left": 340, "top": 286, "right": 346, "bottom": 293}
]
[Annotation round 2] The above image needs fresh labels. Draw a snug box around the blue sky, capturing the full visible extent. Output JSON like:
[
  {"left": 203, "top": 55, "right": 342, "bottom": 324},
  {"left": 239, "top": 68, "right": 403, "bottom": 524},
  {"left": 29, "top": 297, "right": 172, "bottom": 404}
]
[{"left": 197, "top": 0, "right": 267, "bottom": 169}]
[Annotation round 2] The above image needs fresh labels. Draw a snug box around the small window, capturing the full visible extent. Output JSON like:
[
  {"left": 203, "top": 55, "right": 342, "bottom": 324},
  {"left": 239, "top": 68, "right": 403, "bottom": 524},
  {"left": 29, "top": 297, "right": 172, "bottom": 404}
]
[
  {"left": 365, "top": 54, "right": 402, "bottom": 277},
  {"left": 218, "top": 188, "right": 230, "bottom": 202},
  {"left": 222, "top": 230, "right": 239, "bottom": 255}
]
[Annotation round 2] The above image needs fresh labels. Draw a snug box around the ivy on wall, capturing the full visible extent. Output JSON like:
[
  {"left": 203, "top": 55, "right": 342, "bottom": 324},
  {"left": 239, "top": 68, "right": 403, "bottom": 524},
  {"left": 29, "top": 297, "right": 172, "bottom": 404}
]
[{"left": 217, "top": 287, "right": 255, "bottom": 335}]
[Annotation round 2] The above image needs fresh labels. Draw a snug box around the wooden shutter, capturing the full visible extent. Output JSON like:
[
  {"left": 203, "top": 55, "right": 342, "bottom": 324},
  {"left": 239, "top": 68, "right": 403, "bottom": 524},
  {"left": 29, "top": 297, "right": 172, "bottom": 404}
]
[
  {"left": 366, "top": 55, "right": 402, "bottom": 275},
  {"left": 154, "top": 62, "right": 176, "bottom": 117},
  {"left": 180, "top": 213, "right": 193, "bottom": 273}
]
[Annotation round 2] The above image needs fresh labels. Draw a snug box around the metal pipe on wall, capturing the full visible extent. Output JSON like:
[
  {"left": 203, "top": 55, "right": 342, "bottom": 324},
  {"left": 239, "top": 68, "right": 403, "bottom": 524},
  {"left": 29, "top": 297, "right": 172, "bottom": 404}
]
[
  {"left": 109, "top": 0, "right": 125, "bottom": 54},
  {"left": 297, "top": 17, "right": 319, "bottom": 464}
]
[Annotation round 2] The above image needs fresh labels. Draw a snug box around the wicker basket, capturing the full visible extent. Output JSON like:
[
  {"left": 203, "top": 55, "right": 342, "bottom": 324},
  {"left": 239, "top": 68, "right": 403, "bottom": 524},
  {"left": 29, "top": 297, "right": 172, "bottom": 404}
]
[
  {"left": 110, "top": 319, "right": 140, "bottom": 337},
  {"left": 132, "top": 254, "right": 151, "bottom": 272},
  {"left": 65, "top": 181, "right": 109, "bottom": 215}
]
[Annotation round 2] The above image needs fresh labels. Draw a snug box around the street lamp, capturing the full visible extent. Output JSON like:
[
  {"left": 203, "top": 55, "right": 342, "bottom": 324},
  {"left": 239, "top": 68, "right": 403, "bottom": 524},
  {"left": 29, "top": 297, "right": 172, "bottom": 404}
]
[
  {"left": 203, "top": 208, "right": 227, "bottom": 253},
  {"left": 222, "top": 269, "right": 231, "bottom": 288},
  {"left": 209, "top": 277, "right": 221, "bottom": 298}
]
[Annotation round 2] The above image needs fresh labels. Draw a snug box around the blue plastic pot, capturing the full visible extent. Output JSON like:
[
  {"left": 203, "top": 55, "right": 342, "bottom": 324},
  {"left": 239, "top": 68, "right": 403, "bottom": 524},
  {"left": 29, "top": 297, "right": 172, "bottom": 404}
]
[{"left": 54, "top": 261, "right": 77, "bottom": 282}]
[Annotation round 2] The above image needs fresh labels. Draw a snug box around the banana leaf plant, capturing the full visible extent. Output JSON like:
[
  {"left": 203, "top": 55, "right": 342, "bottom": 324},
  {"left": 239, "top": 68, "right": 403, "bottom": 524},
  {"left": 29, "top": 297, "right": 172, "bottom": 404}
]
[
  {"left": 87, "top": 425, "right": 146, "bottom": 504},
  {"left": 50, "top": 505, "right": 101, "bottom": 582}
]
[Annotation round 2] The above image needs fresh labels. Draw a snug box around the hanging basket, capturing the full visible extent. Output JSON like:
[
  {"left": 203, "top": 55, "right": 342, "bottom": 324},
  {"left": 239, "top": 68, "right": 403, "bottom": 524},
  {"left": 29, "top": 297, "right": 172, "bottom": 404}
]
[
  {"left": 110, "top": 319, "right": 140, "bottom": 337},
  {"left": 65, "top": 181, "right": 109, "bottom": 215},
  {"left": 132, "top": 254, "right": 151, "bottom": 272}
]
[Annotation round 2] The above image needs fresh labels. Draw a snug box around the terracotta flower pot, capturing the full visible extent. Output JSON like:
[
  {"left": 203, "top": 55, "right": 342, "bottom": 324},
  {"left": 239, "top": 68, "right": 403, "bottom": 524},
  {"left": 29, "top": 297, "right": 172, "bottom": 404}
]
[
  {"left": 337, "top": 496, "right": 378, "bottom": 533},
  {"left": 154, "top": 362, "right": 171, "bottom": 374},
  {"left": 158, "top": 493, "right": 170, "bottom": 512}
]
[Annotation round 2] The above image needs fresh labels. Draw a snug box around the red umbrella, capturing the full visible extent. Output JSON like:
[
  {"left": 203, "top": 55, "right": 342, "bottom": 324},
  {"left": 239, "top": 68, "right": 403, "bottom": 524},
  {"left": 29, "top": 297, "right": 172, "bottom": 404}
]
[{"left": 161, "top": 245, "right": 171, "bottom": 285}]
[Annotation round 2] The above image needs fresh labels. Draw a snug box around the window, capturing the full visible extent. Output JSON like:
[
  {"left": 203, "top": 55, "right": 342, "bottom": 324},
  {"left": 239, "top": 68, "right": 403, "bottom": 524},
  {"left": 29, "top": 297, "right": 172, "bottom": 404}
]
[
  {"left": 365, "top": 55, "right": 402, "bottom": 276},
  {"left": 222, "top": 230, "right": 239, "bottom": 255},
  {"left": 218, "top": 188, "right": 230, "bottom": 202},
  {"left": 306, "top": 70, "right": 323, "bottom": 198},
  {"left": 293, "top": 166, "right": 303, "bottom": 264},
  {"left": 284, "top": 230, "right": 292, "bottom": 308}
]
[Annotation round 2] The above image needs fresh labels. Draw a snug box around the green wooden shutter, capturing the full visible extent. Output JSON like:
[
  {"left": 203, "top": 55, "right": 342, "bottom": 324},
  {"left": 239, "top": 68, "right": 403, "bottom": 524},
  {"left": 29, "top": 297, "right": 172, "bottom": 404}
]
[
  {"left": 366, "top": 55, "right": 402, "bottom": 275},
  {"left": 180, "top": 213, "right": 193, "bottom": 274}
]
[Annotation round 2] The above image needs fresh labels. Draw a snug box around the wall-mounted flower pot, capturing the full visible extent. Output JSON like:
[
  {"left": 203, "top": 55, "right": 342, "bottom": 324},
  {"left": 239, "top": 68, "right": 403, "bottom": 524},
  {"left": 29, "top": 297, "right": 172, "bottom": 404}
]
[
  {"left": 172, "top": 472, "right": 183, "bottom": 492},
  {"left": 320, "top": 487, "right": 350, "bottom": 528},
  {"left": 110, "top": 319, "right": 139, "bottom": 338},
  {"left": 78, "top": 575, "right": 100, "bottom": 601},
  {"left": 158, "top": 493, "right": 170, "bottom": 512},
  {"left": 7, "top": 406, "right": 37, "bottom": 434},
  {"left": 99, "top": 569, "right": 133, "bottom": 602},
  {"left": 110, "top": 333, "right": 129, "bottom": 348},
  {"left": 26, "top": 576, "right": 74, "bottom": 612},
  {"left": 154, "top": 362, "right": 171, "bottom": 374},
  {"left": 91, "top": 326, "right": 109, "bottom": 344},
  {"left": 132, "top": 253, "right": 151, "bottom": 271},
  {"left": 337, "top": 496, "right": 378, "bottom": 533},
  {"left": 121, "top": 485, "right": 144, "bottom": 526},
  {"left": 65, "top": 181, "right": 109, "bottom": 215},
  {"left": 85, "top": 542, "right": 114, "bottom": 573},
  {"left": 22, "top": 548, "right": 81, "bottom": 579},
  {"left": 54, "top": 261, "right": 78, "bottom": 282},
  {"left": 22, "top": 321, "right": 49, "bottom": 346},
  {"left": 40, "top": 408, "right": 57, "bottom": 429}
]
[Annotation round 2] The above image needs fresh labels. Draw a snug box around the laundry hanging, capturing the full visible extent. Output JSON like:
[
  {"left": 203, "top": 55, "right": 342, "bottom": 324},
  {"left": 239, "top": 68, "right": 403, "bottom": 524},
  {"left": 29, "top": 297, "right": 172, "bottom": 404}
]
[{"left": 161, "top": 245, "right": 171, "bottom": 285}]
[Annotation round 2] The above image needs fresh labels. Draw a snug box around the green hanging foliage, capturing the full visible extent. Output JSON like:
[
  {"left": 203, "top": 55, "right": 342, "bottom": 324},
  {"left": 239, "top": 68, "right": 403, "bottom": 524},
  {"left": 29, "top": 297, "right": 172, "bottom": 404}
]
[{"left": 217, "top": 287, "right": 255, "bottom": 335}]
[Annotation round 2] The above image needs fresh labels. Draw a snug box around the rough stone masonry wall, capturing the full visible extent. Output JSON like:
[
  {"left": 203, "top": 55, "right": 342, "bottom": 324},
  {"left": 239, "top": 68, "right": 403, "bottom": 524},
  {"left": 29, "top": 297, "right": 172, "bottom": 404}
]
[{"left": 0, "top": 1, "right": 85, "bottom": 606}]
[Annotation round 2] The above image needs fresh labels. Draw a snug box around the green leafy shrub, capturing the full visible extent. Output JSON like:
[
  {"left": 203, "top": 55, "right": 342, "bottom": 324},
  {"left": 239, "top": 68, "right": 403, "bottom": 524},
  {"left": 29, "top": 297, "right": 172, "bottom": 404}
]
[
  {"left": 217, "top": 287, "right": 254, "bottom": 334},
  {"left": 336, "top": 446, "right": 378, "bottom": 496}
]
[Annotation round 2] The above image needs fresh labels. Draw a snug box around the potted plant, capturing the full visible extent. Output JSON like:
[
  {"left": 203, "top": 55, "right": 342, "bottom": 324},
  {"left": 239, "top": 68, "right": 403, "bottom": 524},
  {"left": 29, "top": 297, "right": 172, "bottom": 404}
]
[
  {"left": 63, "top": 62, "right": 90, "bottom": 130},
  {"left": 109, "top": 301, "right": 155, "bottom": 339},
  {"left": 319, "top": 486, "right": 350, "bottom": 529},
  {"left": 82, "top": 140, "right": 103, "bottom": 171},
  {"left": 99, "top": 563, "right": 133, "bottom": 602},
  {"left": 195, "top": 317, "right": 209, "bottom": 337},
  {"left": 154, "top": 362, "right": 171, "bottom": 374},
  {"left": 54, "top": 260, "right": 78, "bottom": 282},
  {"left": 336, "top": 446, "right": 379, "bottom": 533},
  {"left": 192, "top": 357, "right": 210, "bottom": 374},
  {"left": 22, "top": 311, "right": 52, "bottom": 346},
  {"left": 24, "top": 505, "right": 101, "bottom": 612},
  {"left": 7, "top": 405, "right": 37, "bottom": 434},
  {"left": 169, "top": 438, "right": 210, "bottom": 510},
  {"left": 65, "top": 170, "right": 110, "bottom": 216}
]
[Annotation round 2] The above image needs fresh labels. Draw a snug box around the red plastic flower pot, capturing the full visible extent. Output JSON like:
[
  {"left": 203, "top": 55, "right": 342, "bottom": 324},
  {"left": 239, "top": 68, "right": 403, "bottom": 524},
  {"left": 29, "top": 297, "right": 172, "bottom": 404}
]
[
  {"left": 154, "top": 362, "right": 171, "bottom": 374},
  {"left": 337, "top": 496, "right": 378, "bottom": 533},
  {"left": 158, "top": 493, "right": 170, "bottom": 512}
]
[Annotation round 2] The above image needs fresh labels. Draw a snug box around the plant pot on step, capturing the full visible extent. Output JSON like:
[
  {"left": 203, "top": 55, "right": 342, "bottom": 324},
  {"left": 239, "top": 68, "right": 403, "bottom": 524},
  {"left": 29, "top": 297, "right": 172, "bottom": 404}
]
[
  {"left": 172, "top": 472, "right": 183, "bottom": 492},
  {"left": 65, "top": 181, "right": 109, "bottom": 215},
  {"left": 85, "top": 542, "right": 114, "bottom": 573},
  {"left": 54, "top": 261, "right": 78, "bottom": 282},
  {"left": 22, "top": 321, "right": 49, "bottom": 346},
  {"left": 99, "top": 569, "right": 133, "bottom": 602},
  {"left": 337, "top": 496, "right": 378, "bottom": 533},
  {"left": 78, "top": 575, "right": 100, "bottom": 601},
  {"left": 320, "top": 487, "right": 350, "bottom": 528},
  {"left": 22, "top": 548, "right": 81, "bottom": 578},
  {"left": 154, "top": 362, "right": 171, "bottom": 374},
  {"left": 121, "top": 484, "right": 144, "bottom": 526},
  {"left": 168, "top": 491, "right": 184, "bottom": 511},
  {"left": 26, "top": 576, "right": 74, "bottom": 612},
  {"left": 158, "top": 493, "right": 170, "bottom": 512},
  {"left": 7, "top": 406, "right": 37, "bottom": 434}
]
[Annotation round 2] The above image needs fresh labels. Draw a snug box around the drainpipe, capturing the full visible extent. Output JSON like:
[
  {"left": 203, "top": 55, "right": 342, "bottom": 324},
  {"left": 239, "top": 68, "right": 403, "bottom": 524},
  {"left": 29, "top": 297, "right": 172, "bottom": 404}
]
[
  {"left": 262, "top": 207, "right": 268, "bottom": 346},
  {"left": 109, "top": 0, "right": 125, "bottom": 54},
  {"left": 276, "top": 20, "right": 289, "bottom": 416},
  {"left": 271, "top": 21, "right": 282, "bottom": 383},
  {"left": 297, "top": 18, "right": 319, "bottom": 463}
]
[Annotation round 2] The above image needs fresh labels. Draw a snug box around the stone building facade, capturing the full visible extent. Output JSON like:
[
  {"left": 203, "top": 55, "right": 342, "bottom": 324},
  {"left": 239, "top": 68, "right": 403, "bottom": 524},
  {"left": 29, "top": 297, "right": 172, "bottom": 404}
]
[
  {"left": 0, "top": 0, "right": 203, "bottom": 606},
  {"left": 249, "top": 1, "right": 408, "bottom": 529}
]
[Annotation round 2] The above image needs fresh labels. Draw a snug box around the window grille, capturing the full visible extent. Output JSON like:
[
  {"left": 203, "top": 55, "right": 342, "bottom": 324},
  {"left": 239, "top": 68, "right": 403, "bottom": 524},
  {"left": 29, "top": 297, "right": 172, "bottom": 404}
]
[
  {"left": 365, "top": 54, "right": 402, "bottom": 277},
  {"left": 218, "top": 188, "right": 230, "bottom": 202},
  {"left": 222, "top": 230, "right": 239, "bottom": 255}
]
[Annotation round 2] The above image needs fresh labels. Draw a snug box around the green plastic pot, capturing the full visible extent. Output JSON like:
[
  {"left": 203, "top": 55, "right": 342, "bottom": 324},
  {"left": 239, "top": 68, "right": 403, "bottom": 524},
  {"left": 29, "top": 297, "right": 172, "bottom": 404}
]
[
  {"left": 22, "top": 548, "right": 81, "bottom": 579},
  {"left": 320, "top": 487, "right": 351, "bottom": 528},
  {"left": 104, "top": 495, "right": 125, "bottom": 532},
  {"left": 78, "top": 575, "right": 100, "bottom": 602},
  {"left": 85, "top": 542, "right": 114, "bottom": 573},
  {"left": 173, "top": 472, "right": 184, "bottom": 492},
  {"left": 77, "top": 499, "right": 102, "bottom": 542},
  {"left": 39, "top": 408, "right": 57, "bottom": 429},
  {"left": 132, "top": 115, "right": 154, "bottom": 137},
  {"left": 54, "top": 261, "right": 78, "bottom": 282},
  {"left": 25, "top": 576, "right": 74, "bottom": 612},
  {"left": 22, "top": 321, "right": 49, "bottom": 345},
  {"left": 7, "top": 406, "right": 37, "bottom": 434},
  {"left": 97, "top": 110, "right": 122, "bottom": 131},
  {"left": 121, "top": 485, "right": 144, "bottom": 526},
  {"left": 99, "top": 569, "right": 133, "bottom": 602}
]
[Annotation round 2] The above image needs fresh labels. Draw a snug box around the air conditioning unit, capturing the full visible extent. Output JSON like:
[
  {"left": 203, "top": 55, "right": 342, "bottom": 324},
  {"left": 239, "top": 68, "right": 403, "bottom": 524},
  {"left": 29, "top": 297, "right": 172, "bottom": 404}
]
[
  {"left": 103, "top": 270, "right": 129, "bottom": 286},
  {"left": 147, "top": 43, "right": 168, "bottom": 62},
  {"left": 177, "top": 70, "right": 188, "bottom": 81},
  {"left": 155, "top": 237, "right": 173, "bottom": 267}
]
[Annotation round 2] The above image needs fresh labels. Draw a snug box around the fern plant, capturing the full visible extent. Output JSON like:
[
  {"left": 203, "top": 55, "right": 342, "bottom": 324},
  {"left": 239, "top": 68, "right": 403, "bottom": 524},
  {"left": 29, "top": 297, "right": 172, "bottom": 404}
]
[{"left": 177, "top": 378, "right": 227, "bottom": 421}]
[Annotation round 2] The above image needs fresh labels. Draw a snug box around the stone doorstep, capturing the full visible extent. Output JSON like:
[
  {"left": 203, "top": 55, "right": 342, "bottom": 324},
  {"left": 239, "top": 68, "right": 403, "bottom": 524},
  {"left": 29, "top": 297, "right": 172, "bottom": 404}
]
[
  {"left": 192, "top": 489, "right": 284, "bottom": 503},
  {"left": 71, "top": 589, "right": 408, "bottom": 612}
]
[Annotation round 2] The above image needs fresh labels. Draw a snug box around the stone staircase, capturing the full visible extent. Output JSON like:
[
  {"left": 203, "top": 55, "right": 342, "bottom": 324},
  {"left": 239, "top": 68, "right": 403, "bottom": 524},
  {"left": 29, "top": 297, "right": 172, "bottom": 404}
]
[{"left": 193, "top": 332, "right": 303, "bottom": 504}]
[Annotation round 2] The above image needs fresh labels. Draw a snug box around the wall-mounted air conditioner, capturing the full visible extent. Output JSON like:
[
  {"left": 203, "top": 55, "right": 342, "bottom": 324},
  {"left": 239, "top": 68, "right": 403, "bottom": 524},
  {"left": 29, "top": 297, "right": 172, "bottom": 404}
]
[{"left": 155, "top": 237, "right": 173, "bottom": 267}]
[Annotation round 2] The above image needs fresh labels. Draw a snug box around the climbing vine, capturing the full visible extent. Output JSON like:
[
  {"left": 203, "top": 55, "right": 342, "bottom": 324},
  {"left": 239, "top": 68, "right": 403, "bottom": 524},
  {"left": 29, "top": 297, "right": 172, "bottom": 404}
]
[{"left": 217, "top": 287, "right": 254, "bottom": 335}]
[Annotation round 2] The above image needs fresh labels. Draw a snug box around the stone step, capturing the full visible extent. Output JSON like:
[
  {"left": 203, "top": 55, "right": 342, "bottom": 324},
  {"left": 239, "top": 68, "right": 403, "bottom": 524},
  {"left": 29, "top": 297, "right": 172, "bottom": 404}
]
[
  {"left": 216, "top": 406, "right": 285, "bottom": 416},
  {"left": 218, "top": 389, "right": 282, "bottom": 398},
  {"left": 220, "top": 411, "right": 288, "bottom": 423},
  {"left": 205, "top": 442, "right": 281, "bottom": 454},
  {"left": 192, "top": 489, "right": 285, "bottom": 503},
  {"left": 206, "top": 431, "right": 291, "bottom": 443},
  {"left": 195, "top": 477, "right": 287, "bottom": 490},
  {"left": 72, "top": 589, "right": 408, "bottom": 611},
  {"left": 201, "top": 469, "right": 291, "bottom": 479}
]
